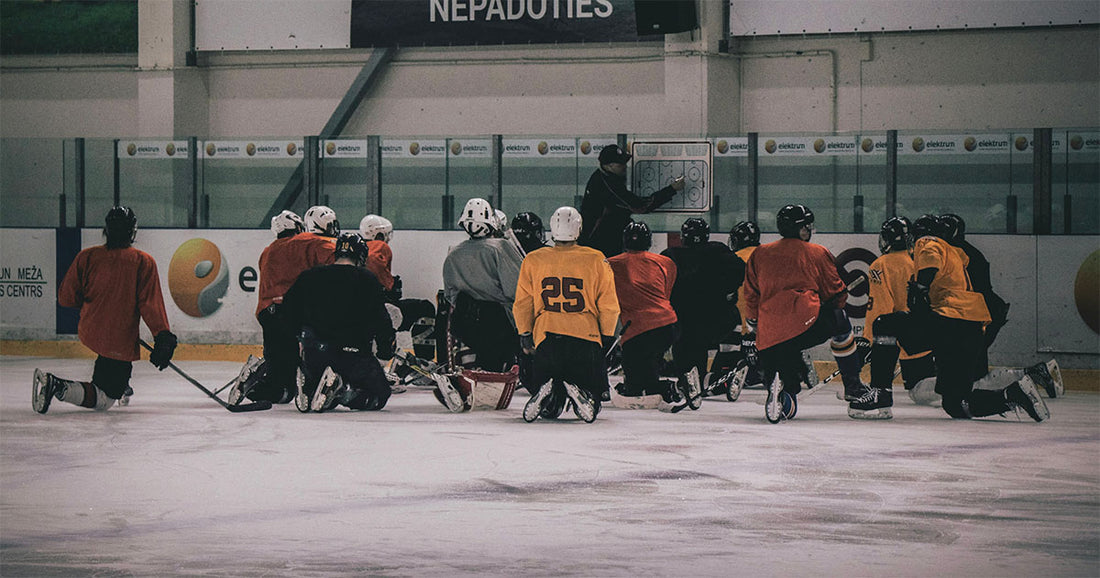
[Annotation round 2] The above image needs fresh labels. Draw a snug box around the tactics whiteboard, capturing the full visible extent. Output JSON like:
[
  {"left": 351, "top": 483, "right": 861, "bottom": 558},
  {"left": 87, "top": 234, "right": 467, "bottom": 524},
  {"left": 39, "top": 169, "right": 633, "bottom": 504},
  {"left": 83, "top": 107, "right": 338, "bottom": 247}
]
[{"left": 631, "top": 141, "right": 712, "bottom": 213}]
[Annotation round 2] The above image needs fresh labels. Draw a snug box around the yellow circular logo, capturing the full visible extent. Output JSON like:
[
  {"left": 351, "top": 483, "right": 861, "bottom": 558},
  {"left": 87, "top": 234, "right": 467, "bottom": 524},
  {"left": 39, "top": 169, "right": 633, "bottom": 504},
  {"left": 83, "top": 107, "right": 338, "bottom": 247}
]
[
  {"left": 537, "top": 141, "right": 549, "bottom": 155},
  {"left": 912, "top": 137, "right": 925, "bottom": 152},
  {"left": 168, "top": 239, "right": 229, "bottom": 318},
  {"left": 286, "top": 143, "right": 298, "bottom": 156},
  {"left": 964, "top": 137, "right": 977, "bottom": 152},
  {"left": 1075, "top": 249, "right": 1100, "bottom": 334},
  {"left": 1014, "top": 136, "right": 1029, "bottom": 151},
  {"left": 165, "top": 143, "right": 176, "bottom": 156},
  {"left": 325, "top": 142, "right": 337, "bottom": 156},
  {"left": 813, "top": 139, "right": 826, "bottom": 154},
  {"left": 206, "top": 143, "right": 217, "bottom": 157},
  {"left": 409, "top": 142, "right": 420, "bottom": 156},
  {"left": 764, "top": 139, "right": 777, "bottom": 154},
  {"left": 450, "top": 141, "right": 463, "bottom": 156},
  {"left": 716, "top": 140, "right": 729, "bottom": 154},
  {"left": 246, "top": 143, "right": 256, "bottom": 157},
  {"left": 580, "top": 141, "right": 592, "bottom": 155},
  {"left": 126, "top": 143, "right": 137, "bottom": 156},
  {"left": 861, "top": 138, "right": 875, "bottom": 153}
]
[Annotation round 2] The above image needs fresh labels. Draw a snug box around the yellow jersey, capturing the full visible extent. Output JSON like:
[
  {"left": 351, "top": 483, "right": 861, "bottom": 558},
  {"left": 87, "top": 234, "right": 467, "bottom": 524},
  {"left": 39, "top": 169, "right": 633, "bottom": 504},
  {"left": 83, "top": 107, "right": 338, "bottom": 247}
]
[
  {"left": 513, "top": 244, "right": 620, "bottom": 347},
  {"left": 913, "top": 236, "right": 991, "bottom": 324},
  {"left": 735, "top": 245, "right": 756, "bottom": 334},
  {"left": 866, "top": 250, "right": 926, "bottom": 358}
]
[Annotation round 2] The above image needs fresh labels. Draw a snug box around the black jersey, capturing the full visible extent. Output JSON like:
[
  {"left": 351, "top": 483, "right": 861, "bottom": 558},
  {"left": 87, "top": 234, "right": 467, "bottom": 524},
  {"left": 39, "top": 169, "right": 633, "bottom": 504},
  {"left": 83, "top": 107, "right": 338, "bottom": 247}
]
[
  {"left": 282, "top": 263, "right": 395, "bottom": 353},
  {"left": 660, "top": 241, "right": 745, "bottom": 337}
]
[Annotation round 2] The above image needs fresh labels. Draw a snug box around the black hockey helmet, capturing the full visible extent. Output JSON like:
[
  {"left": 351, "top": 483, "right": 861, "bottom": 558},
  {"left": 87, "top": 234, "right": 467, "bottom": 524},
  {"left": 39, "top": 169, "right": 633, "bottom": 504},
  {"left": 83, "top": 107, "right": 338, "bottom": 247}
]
[
  {"left": 334, "top": 232, "right": 369, "bottom": 266},
  {"left": 680, "top": 217, "right": 710, "bottom": 247},
  {"left": 622, "top": 220, "right": 652, "bottom": 251},
  {"left": 911, "top": 214, "right": 942, "bottom": 242},
  {"left": 728, "top": 220, "right": 760, "bottom": 251},
  {"left": 104, "top": 206, "right": 137, "bottom": 248},
  {"left": 776, "top": 204, "right": 814, "bottom": 239},
  {"left": 511, "top": 212, "right": 545, "bottom": 247},
  {"left": 939, "top": 213, "right": 966, "bottom": 244},
  {"left": 879, "top": 216, "right": 912, "bottom": 254}
]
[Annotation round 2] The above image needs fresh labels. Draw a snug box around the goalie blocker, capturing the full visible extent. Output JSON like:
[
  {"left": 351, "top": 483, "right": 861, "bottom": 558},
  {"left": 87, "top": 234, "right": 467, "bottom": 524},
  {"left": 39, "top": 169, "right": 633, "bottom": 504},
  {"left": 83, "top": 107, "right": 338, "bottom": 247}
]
[{"left": 434, "top": 365, "right": 519, "bottom": 413}]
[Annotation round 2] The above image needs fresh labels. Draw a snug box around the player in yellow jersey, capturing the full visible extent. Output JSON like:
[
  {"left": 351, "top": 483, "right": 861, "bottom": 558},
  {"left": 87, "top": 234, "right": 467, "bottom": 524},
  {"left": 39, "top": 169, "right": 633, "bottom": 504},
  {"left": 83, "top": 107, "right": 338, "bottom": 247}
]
[
  {"left": 859, "top": 217, "right": 939, "bottom": 412},
  {"left": 868, "top": 215, "right": 1049, "bottom": 422},
  {"left": 514, "top": 207, "right": 621, "bottom": 423}
]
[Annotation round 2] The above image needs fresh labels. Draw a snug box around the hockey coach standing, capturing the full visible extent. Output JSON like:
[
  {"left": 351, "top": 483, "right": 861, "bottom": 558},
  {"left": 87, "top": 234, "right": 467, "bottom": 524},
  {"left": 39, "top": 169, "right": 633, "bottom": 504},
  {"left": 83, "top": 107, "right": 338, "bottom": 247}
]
[
  {"left": 33, "top": 206, "right": 176, "bottom": 413},
  {"left": 578, "top": 144, "right": 685, "bottom": 258}
]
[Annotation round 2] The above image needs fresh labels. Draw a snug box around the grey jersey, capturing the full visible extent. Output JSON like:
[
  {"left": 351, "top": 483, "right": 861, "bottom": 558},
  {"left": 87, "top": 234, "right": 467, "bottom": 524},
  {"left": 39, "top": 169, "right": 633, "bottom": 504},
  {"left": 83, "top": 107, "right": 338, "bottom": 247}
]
[{"left": 442, "top": 237, "right": 523, "bottom": 306}]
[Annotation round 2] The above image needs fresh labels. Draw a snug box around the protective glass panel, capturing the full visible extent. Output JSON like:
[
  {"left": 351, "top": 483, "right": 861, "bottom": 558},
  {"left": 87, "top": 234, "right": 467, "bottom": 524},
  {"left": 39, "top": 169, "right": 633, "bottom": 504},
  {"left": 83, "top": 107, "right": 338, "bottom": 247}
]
[
  {"left": 380, "top": 138, "right": 446, "bottom": 230},
  {"left": 1056, "top": 130, "right": 1100, "bottom": 234},
  {"left": 0, "top": 138, "right": 64, "bottom": 227},
  {"left": 116, "top": 139, "right": 192, "bottom": 228},
  {"left": 199, "top": 139, "right": 304, "bottom": 229},
  {"left": 757, "top": 135, "right": 863, "bottom": 233}
]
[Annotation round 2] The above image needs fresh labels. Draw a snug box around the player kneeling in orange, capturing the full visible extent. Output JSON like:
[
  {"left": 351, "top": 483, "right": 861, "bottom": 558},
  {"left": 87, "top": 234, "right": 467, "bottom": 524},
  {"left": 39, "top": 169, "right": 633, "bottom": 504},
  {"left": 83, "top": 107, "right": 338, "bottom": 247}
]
[{"left": 33, "top": 207, "right": 176, "bottom": 414}]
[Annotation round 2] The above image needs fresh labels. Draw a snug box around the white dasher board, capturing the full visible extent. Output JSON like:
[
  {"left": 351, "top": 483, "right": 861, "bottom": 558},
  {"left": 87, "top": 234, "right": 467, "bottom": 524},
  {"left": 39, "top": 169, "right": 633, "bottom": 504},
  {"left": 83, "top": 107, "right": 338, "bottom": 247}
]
[{"left": 631, "top": 141, "right": 711, "bottom": 213}]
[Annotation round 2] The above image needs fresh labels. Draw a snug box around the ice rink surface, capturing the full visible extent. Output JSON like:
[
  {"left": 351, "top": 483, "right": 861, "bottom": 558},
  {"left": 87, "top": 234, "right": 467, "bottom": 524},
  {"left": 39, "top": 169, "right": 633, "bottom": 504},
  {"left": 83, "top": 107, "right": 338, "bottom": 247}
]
[{"left": 2, "top": 355, "right": 1098, "bottom": 577}]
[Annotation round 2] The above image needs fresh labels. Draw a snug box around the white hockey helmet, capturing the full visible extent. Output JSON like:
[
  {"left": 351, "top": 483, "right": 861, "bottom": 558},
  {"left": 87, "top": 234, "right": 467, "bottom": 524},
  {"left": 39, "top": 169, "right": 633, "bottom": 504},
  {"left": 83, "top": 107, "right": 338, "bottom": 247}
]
[
  {"left": 359, "top": 214, "right": 394, "bottom": 243},
  {"left": 304, "top": 205, "right": 340, "bottom": 237},
  {"left": 549, "top": 206, "right": 583, "bottom": 242},
  {"left": 458, "top": 198, "right": 495, "bottom": 238},
  {"left": 271, "top": 210, "right": 304, "bottom": 237},
  {"left": 494, "top": 210, "right": 509, "bottom": 232}
]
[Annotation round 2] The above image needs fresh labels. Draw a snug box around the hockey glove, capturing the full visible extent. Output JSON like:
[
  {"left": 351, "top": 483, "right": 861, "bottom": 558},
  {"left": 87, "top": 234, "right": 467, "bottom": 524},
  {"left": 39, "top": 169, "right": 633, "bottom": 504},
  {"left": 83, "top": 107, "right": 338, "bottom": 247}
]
[
  {"left": 907, "top": 281, "right": 932, "bottom": 316},
  {"left": 742, "top": 332, "right": 758, "bottom": 366},
  {"left": 520, "top": 333, "right": 535, "bottom": 355},
  {"left": 149, "top": 330, "right": 178, "bottom": 370},
  {"left": 376, "top": 335, "right": 396, "bottom": 361}
]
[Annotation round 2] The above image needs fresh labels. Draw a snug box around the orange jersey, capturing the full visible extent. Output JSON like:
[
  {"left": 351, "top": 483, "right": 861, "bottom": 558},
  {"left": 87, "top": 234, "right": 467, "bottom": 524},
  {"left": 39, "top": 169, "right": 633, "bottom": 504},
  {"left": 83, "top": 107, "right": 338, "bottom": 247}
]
[
  {"left": 912, "top": 236, "right": 991, "bottom": 324},
  {"left": 735, "top": 246, "right": 756, "bottom": 334},
  {"left": 58, "top": 245, "right": 170, "bottom": 362},
  {"left": 256, "top": 233, "right": 335, "bottom": 316},
  {"left": 743, "top": 239, "right": 847, "bottom": 350},
  {"left": 513, "top": 244, "right": 620, "bottom": 347},
  {"left": 607, "top": 250, "right": 678, "bottom": 344},
  {"left": 366, "top": 240, "right": 394, "bottom": 290}
]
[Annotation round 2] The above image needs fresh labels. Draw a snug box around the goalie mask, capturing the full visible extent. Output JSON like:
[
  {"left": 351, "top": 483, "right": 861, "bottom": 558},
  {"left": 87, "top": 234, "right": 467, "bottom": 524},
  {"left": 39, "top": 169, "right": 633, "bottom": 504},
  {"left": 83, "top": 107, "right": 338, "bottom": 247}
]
[
  {"left": 104, "top": 206, "right": 137, "bottom": 248},
  {"left": 549, "top": 206, "right": 582, "bottom": 242},
  {"left": 271, "top": 210, "right": 305, "bottom": 238},
  {"left": 459, "top": 198, "right": 495, "bottom": 239},
  {"left": 878, "top": 216, "right": 912, "bottom": 255},
  {"left": 622, "top": 220, "right": 652, "bottom": 251},
  {"left": 333, "top": 232, "right": 369, "bottom": 266},
  {"left": 305, "top": 205, "right": 340, "bottom": 237},
  {"left": 777, "top": 204, "right": 814, "bottom": 240},
  {"left": 680, "top": 217, "right": 710, "bottom": 247},
  {"left": 728, "top": 220, "right": 760, "bottom": 251},
  {"left": 359, "top": 214, "right": 393, "bottom": 243},
  {"left": 511, "top": 212, "right": 545, "bottom": 249}
]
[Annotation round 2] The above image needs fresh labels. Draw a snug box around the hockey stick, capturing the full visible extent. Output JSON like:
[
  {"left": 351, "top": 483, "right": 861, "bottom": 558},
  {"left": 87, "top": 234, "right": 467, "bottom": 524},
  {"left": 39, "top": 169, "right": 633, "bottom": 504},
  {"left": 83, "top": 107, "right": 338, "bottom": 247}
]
[
  {"left": 139, "top": 340, "right": 273, "bottom": 413},
  {"left": 605, "top": 320, "right": 632, "bottom": 360}
]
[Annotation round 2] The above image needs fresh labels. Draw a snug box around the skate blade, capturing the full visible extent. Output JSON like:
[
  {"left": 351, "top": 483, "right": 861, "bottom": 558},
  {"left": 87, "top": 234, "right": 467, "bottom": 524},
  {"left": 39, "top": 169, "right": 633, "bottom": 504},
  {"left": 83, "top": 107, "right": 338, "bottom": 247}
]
[
  {"left": 847, "top": 407, "right": 893, "bottom": 420},
  {"left": 1047, "top": 359, "right": 1065, "bottom": 398}
]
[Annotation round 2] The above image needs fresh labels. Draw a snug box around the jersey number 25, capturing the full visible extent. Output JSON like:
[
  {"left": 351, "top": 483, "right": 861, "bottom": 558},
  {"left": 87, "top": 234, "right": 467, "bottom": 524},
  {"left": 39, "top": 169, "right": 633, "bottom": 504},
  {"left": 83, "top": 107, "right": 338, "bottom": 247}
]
[{"left": 541, "top": 277, "right": 585, "bottom": 313}]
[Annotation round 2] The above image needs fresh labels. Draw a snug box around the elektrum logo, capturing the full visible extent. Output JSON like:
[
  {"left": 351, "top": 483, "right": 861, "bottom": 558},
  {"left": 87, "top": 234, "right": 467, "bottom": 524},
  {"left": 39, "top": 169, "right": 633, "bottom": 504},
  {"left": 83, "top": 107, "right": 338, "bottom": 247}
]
[{"left": 168, "top": 239, "right": 229, "bottom": 318}]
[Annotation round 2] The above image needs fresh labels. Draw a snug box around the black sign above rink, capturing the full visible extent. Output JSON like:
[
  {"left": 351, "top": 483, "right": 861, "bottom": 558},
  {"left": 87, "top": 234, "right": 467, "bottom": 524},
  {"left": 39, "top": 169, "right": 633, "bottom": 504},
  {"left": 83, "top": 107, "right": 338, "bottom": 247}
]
[{"left": 350, "top": 0, "right": 646, "bottom": 47}]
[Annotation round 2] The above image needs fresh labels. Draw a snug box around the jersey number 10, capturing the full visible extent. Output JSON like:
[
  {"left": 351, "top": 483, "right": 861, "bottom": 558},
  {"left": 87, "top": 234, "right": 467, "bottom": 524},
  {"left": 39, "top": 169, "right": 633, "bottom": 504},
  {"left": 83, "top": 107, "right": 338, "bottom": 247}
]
[{"left": 541, "top": 276, "right": 585, "bottom": 313}]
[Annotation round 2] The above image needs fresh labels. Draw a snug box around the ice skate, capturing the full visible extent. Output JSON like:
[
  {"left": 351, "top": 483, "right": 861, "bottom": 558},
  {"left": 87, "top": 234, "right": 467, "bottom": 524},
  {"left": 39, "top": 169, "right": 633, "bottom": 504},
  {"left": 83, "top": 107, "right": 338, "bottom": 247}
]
[
  {"left": 848, "top": 387, "right": 893, "bottom": 420},
  {"left": 657, "top": 385, "right": 688, "bottom": 413},
  {"left": 523, "top": 380, "right": 554, "bottom": 422},
  {"left": 780, "top": 390, "right": 798, "bottom": 420},
  {"left": 1004, "top": 375, "right": 1050, "bottom": 422},
  {"left": 837, "top": 376, "right": 870, "bottom": 402},
  {"left": 680, "top": 367, "right": 702, "bottom": 410},
  {"left": 563, "top": 381, "right": 598, "bottom": 423},
  {"left": 227, "top": 355, "right": 266, "bottom": 406},
  {"left": 722, "top": 361, "right": 749, "bottom": 402},
  {"left": 32, "top": 368, "right": 61, "bottom": 414},
  {"left": 311, "top": 367, "right": 346, "bottom": 413},
  {"left": 294, "top": 368, "right": 311, "bottom": 413},
  {"left": 434, "top": 373, "right": 466, "bottom": 413},
  {"left": 764, "top": 373, "right": 784, "bottom": 424},
  {"left": 1025, "top": 360, "right": 1063, "bottom": 399},
  {"left": 801, "top": 351, "right": 820, "bottom": 388},
  {"left": 119, "top": 386, "right": 133, "bottom": 406}
]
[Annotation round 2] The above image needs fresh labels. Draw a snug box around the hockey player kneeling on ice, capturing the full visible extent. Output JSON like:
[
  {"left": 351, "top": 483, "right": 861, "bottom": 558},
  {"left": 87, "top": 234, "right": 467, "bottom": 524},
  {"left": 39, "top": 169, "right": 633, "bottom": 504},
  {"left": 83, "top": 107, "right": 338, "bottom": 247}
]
[
  {"left": 443, "top": 198, "right": 524, "bottom": 374},
  {"left": 660, "top": 217, "right": 744, "bottom": 400},
  {"left": 432, "top": 365, "right": 519, "bottom": 413},
  {"left": 514, "top": 207, "right": 621, "bottom": 423},
  {"left": 228, "top": 210, "right": 336, "bottom": 407},
  {"left": 869, "top": 215, "right": 1050, "bottom": 422},
  {"left": 34, "top": 207, "right": 176, "bottom": 414},
  {"left": 607, "top": 221, "right": 701, "bottom": 413},
  {"left": 859, "top": 216, "right": 940, "bottom": 410},
  {"left": 280, "top": 233, "right": 397, "bottom": 413},
  {"left": 743, "top": 205, "right": 867, "bottom": 423}
]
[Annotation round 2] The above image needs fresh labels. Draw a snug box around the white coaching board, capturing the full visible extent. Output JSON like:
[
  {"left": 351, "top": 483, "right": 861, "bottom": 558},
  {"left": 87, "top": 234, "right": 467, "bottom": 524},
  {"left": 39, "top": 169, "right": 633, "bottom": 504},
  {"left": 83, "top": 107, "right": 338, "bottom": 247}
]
[{"left": 631, "top": 141, "right": 712, "bottom": 213}]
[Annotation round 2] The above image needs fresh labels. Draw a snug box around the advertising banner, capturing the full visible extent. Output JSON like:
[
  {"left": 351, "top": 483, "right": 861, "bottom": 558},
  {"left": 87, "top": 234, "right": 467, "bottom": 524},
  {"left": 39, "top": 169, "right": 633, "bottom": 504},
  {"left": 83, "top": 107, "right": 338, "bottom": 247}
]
[
  {"left": 321, "top": 140, "right": 371, "bottom": 159},
  {"left": 350, "top": 0, "right": 641, "bottom": 47},
  {"left": 200, "top": 141, "right": 305, "bottom": 160},
  {"left": 117, "top": 141, "right": 190, "bottom": 159},
  {"left": 758, "top": 136, "right": 859, "bottom": 157},
  {"left": 501, "top": 138, "right": 576, "bottom": 158},
  {"left": 0, "top": 229, "right": 56, "bottom": 339},
  {"left": 712, "top": 137, "right": 749, "bottom": 157},
  {"left": 446, "top": 139, "right": 492, "bottom": 158}
]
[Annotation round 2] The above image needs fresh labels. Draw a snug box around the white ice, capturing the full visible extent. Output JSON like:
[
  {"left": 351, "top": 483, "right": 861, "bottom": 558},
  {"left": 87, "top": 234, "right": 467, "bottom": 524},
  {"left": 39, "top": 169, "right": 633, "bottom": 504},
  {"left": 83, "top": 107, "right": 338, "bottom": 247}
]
[{"left": 2, "top": 355, "right": 1098, "bottom": 577}]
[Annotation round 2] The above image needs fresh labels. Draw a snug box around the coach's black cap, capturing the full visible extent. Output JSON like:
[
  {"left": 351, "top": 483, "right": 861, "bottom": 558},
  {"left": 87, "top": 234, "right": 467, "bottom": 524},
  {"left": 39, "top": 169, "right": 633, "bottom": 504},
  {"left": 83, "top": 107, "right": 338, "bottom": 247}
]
[{"left": 598, "top": 144, "right": 632, "bottom": 164}]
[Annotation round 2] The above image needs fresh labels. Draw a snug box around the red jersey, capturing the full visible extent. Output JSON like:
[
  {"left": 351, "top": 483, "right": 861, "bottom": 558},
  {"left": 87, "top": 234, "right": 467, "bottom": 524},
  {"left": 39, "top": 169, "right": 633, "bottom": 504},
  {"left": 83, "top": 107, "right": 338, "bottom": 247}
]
[
  {"left": 256, "top": 233, "right": 335, "bottom": 316},
  {"left": 58, "top": 245, "right": 171, "bottom": 362},
  {"left": 607, "top": 250, "right": 678, "bottom": 344},
  {"left": 743, "top": 238, "right": 847, "bottom": 350},
  {"left": 366, "top": 240, "right": 394, "bottom": 290}
]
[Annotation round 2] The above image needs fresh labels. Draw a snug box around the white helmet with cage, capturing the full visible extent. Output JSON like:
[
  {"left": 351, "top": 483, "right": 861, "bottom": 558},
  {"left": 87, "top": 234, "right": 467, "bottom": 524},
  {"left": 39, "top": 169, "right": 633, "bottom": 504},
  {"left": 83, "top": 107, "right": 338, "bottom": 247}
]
[
  {"left": 270, "top": 210, "right": 305, "bottom": 237},
  {"left": 549, "top": 206, "right": 583, "bottom": 242},
  {"left": 359, "top": 214, "right": 394, "bottom": 243},
  {"left": 458, "top": 198, "right": 495, "bottom": 239},
  {"left": 304, "top": 205, "right": 340, "bottom": 237}
]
